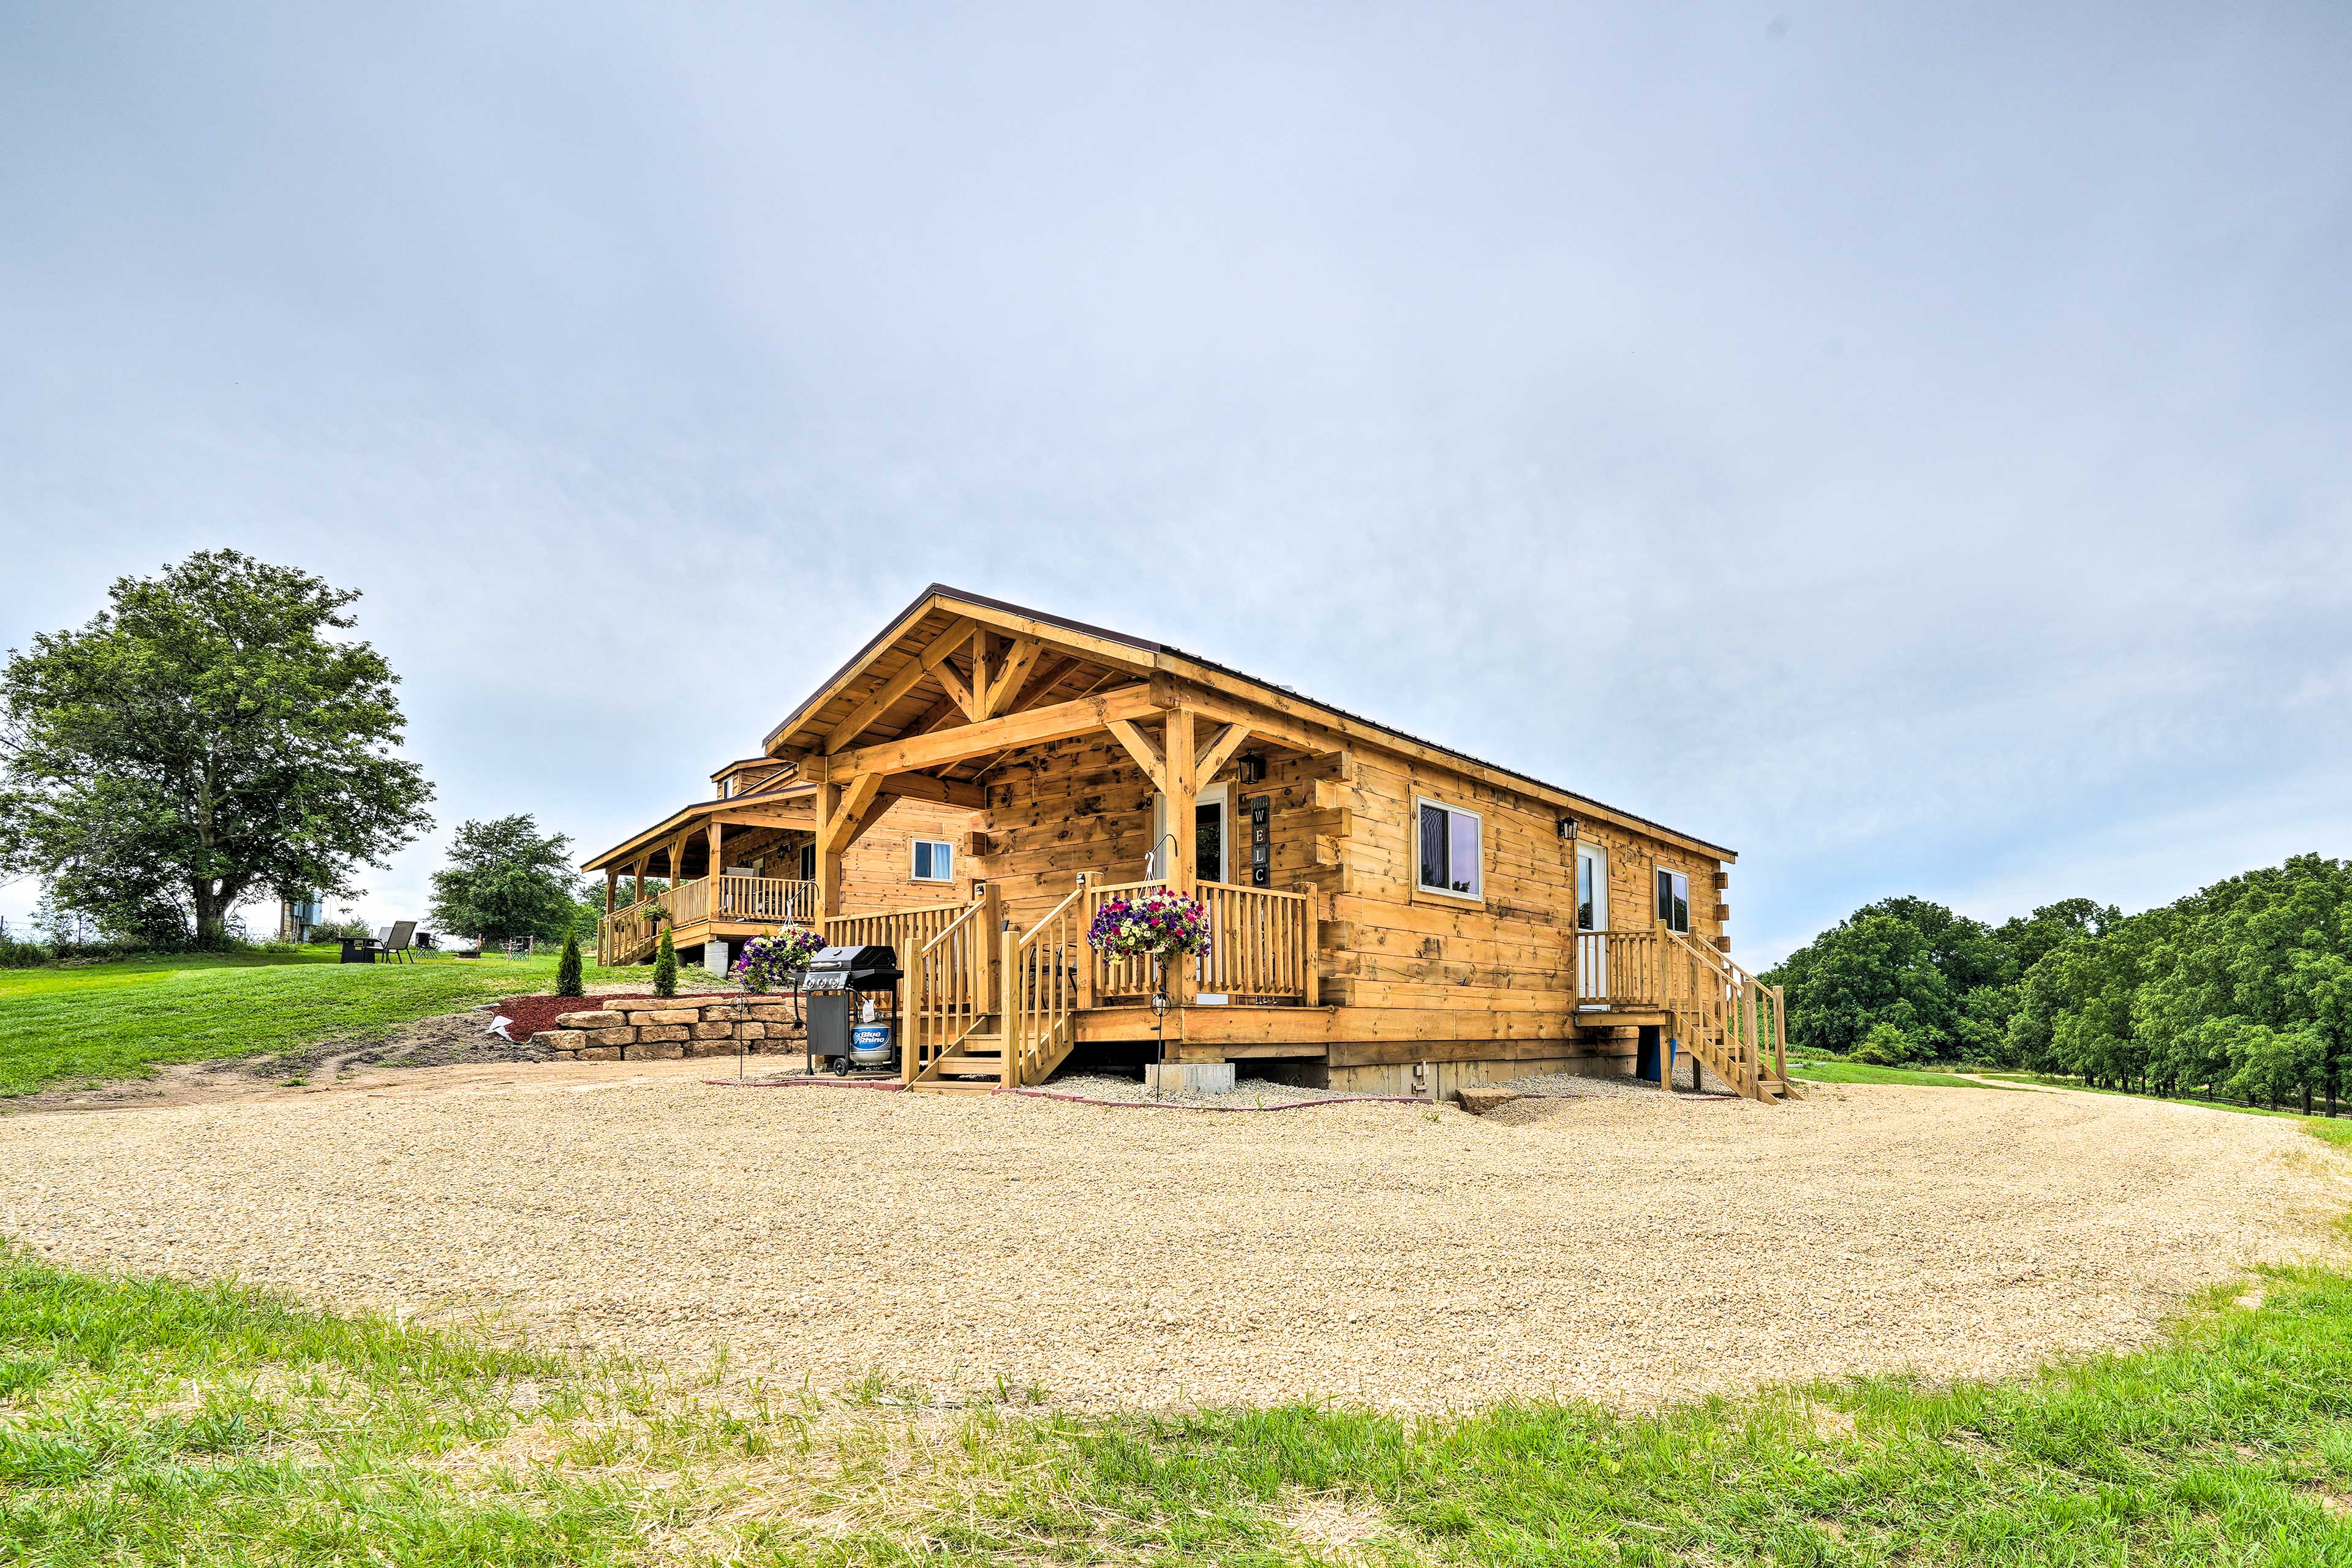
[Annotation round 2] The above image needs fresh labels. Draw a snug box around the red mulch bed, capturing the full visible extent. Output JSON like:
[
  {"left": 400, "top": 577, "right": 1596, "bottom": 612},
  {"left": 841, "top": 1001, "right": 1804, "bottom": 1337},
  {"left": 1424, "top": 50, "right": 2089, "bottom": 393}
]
[{"left": 488, "top": 991, "right": 755, "bottom": 1038}]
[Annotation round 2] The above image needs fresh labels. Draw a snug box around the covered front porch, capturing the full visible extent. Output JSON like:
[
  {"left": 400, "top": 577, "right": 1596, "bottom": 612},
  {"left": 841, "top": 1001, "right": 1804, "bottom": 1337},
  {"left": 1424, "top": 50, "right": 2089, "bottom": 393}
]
[{"left": 588, "top": 790, "right": 823, "bottom": 967}]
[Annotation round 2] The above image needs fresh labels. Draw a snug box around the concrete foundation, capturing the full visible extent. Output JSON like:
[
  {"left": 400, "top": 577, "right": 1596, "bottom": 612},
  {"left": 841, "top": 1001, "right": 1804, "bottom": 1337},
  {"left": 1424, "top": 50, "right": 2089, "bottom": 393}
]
[
  {"left": 1313, "top": 1054, "right": 1635, "bottom": 1099},
  {"left": 704, "top": 938, "right": 732, "bottom": 977},
  {"left": 1144, "top": 1061, "right": 1236, "bottom": 1096}
]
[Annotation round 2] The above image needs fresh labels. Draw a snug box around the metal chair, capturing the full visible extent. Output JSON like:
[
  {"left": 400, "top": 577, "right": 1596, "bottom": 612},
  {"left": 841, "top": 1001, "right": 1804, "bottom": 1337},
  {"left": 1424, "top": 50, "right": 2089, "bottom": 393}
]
[{"left": 380, "top": 919, "right": 418, "bottom": 963}]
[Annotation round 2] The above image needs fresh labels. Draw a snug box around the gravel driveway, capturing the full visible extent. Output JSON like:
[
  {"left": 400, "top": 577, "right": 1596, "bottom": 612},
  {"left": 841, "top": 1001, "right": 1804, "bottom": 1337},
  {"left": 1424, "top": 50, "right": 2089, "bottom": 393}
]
[{"left": 2, "top": 1063, "right": 2343, "bottom": 1412}]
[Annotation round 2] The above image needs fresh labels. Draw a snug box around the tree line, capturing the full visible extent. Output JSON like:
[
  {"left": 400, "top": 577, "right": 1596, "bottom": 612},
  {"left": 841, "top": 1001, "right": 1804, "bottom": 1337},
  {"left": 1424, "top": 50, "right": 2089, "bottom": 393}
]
[{"left": 1765, "top": 856, "right": 2352, "bottom": 1114}]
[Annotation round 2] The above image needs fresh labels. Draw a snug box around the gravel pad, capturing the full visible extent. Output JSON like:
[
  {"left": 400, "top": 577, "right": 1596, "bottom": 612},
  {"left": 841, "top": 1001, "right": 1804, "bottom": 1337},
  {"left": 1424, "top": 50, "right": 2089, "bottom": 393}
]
[{"left": 2, "top": 1065, "right": 2343, "bottom": 1413}]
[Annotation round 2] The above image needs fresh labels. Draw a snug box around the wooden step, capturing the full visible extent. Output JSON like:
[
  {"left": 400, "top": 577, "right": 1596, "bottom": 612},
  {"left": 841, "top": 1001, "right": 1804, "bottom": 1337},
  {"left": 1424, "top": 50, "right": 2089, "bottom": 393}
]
[{"left": 908, "top": 1077, "right": 998, "bottom": 1094}]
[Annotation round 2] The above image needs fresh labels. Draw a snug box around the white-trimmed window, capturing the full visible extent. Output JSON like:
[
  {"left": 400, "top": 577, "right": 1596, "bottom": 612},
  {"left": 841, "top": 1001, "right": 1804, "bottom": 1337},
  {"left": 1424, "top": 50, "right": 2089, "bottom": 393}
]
[
  {"left": 798, "top": 842, "right": 816, "bottom": 882},
  {"left": 911, "top": 838, "right": 955, "bottom": 883},
  {"left": 1414, "top": 797, "right": 1483, "bottom": 900},
  {"left": 1656, "top": 868, "right": 1691, "bottom": 933}
]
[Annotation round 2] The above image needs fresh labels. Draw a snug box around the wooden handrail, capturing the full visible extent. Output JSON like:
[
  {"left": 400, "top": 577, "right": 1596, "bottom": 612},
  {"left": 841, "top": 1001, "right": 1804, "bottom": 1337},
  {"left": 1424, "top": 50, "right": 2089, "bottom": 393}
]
[
  {"left": 1008, "top": 877, "right": 1090, "bottom": 1087},
  {"left": 822, "top": 900, "right": 966, "bottom": 952},
  {"left": 906, "top": 897, "right": 993, "bottom": 1083}
]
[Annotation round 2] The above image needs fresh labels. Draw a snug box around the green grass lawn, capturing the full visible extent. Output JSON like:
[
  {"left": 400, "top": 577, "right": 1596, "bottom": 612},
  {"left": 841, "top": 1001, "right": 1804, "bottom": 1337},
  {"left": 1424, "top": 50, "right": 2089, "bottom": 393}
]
[
  {"left": 7, "top": 1221, "right": 2352, "bottom": 1566},
  {"left": 1787, "top": 1060, "right": 2029, "bottom": 1090},
  {"left": 0, "top": 948, "right": 661, "bottom": 1098}
]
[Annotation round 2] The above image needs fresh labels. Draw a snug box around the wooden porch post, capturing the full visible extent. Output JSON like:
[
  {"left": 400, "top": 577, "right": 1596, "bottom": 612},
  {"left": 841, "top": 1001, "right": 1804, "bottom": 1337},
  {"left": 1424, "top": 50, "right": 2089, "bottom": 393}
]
[
  {"left": 707, "top": 820, "right": 724, "bottom": 911},
  {"left": 813, "top": 773, "right": 842, "bottom": 920},
  {"left": 981, "top": 879, "right": 1003, "bottom": 1014},
  {"left": 1164, "top": 707, "right": 1197, "bottom": 1005},
  {"left": 604, "top": 868, "right": 616, "bottom": 915}
]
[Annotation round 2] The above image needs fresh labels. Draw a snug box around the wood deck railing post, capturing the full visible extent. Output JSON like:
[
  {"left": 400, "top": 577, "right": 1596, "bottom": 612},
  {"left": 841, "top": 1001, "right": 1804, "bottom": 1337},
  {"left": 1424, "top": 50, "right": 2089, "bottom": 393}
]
[
  {"left": 1000, "top": 921, "right": 1020, "bottom": 1087},
  {"left": 981, "top": 881, "right": 1003, "bottom": 1015},
  {"left": 897, "top": 935, "right": 919, "bottom": 1085},
  {"left": 1297, "top": 884, "right": 1321, "bottom": 1006},
  {"left": 1164, "top": 708, "right": 1197, "bottom": 1007}
]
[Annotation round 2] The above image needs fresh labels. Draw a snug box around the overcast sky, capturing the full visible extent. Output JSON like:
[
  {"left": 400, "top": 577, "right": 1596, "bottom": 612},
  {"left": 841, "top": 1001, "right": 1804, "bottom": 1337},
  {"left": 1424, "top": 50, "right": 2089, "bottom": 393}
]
[{"left": 2, "top": 3, "right": 2347, "bottom": 963}]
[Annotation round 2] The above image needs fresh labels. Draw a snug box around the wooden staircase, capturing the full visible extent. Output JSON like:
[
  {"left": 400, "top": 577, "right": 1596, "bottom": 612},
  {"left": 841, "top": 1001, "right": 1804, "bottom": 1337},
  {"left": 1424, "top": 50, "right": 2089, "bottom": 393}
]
[
  {"left": 911, "top": 1016, "right": 1009, "bottom": 1090},
  {"left": 899, "top": 878, "right": 1088, "bottom": 1091},
  {"left": 599, "top": 900, "right": 665, "bottom": 966},
  {"left": 1657, "top": 928, "right": 1799, "bottom": 1104}
]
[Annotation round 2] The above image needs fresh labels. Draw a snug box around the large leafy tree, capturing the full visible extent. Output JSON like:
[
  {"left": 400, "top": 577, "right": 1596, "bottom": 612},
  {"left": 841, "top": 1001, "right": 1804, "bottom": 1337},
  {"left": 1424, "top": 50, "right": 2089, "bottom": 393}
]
[
  {"left": 2132, "top": 855, "right": 2352, "bottom": 1110},
  {"left": 1768, "top": 895, "right": 2015, "bottom": 1057},
  {"left": 428, "top": 815, "right": 582, "bottom": 945},
  {"left": 0, "top": 551, "right": 434, "bottom": 946}
]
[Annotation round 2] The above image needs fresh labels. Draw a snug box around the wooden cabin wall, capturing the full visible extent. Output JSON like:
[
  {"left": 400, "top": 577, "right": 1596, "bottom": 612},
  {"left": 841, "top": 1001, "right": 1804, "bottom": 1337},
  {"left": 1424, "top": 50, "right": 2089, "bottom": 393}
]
[
  {"left": 840, "top": 797, "right": 978, "bottom": 913},
  {"left": 973, "top": 733, "right": 1159, "bottom": 932},
  {"left": 971, "top": 731, "right": 1335, "bottom": 933},
  {"left": 1322, "top": 747, "right": 1727, "bottom": 1013}
]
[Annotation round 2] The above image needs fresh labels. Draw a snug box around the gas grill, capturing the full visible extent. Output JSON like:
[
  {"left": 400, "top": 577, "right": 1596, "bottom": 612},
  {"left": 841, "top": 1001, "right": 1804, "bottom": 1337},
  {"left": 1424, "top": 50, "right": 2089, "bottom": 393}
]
[{"left": 802, "top": 944, "right": 903, "bottom": 1075}]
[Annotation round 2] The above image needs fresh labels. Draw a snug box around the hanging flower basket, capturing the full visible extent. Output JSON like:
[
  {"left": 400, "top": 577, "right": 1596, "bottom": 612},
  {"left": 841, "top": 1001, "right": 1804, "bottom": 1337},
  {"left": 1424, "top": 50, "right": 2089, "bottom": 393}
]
[
  {"left": 735, "top": 925, "right": 823, "bottom": 994},
  {"left": 1087, "top": 889, "right": 1211, "bottom": 964}
]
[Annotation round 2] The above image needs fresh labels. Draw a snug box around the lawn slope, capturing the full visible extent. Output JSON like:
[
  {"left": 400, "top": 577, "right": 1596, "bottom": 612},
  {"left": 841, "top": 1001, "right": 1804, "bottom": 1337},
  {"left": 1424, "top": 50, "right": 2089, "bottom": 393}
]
[{"left": 0, "top": 951, "right": 647, "bottom": 1097}]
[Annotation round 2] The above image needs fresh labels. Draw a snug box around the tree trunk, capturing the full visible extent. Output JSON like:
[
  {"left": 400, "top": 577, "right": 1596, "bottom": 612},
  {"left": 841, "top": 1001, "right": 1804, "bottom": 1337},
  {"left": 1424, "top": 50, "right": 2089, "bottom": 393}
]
[{"left": 191, "top": 880, "right": 225, "bottom": 947}]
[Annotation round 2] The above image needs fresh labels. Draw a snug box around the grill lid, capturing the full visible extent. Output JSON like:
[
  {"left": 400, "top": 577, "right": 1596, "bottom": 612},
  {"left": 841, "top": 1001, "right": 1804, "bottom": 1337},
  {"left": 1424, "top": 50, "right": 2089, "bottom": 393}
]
[{"left": 804, "top": 944, "right": 903, "bottom": 984}]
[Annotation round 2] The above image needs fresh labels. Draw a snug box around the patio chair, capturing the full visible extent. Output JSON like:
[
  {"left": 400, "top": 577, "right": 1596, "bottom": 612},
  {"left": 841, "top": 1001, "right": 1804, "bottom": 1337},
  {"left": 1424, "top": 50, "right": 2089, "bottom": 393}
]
[{"left": 380, "top": 920, "right": 418, "bottom": 963}]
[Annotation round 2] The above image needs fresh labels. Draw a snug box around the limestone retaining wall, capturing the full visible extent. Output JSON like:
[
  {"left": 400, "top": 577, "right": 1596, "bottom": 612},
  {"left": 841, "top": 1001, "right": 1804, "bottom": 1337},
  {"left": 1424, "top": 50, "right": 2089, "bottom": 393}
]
[{"left": 530, "top": 996, "right": 807, "bottom": 1061}]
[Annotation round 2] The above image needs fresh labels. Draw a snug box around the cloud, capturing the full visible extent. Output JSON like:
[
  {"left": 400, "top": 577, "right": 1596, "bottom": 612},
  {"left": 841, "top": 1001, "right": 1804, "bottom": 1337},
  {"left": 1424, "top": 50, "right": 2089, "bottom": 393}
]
[{"left": 2, "top": 2, "right": 2347, "bottom": 964}]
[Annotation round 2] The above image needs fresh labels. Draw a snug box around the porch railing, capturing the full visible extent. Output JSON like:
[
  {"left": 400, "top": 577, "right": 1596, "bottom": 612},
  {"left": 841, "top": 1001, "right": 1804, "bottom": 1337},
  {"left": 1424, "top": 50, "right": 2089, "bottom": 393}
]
[
  {"left": 1574, "top": 929, "right": 1665, "bottom": 1008},
  {"left": 1084, "top": 878, "right": 1316, "bottom": 1004},
  {"left": 595, "top": 876, "right": 819, "bottom": 963},
  {"left": 823, "top": 900, "right": 967, "bottom": 954},
  {"left": 712, "top": 875, "right": 818, "bottom": 924},
  {"left": 1084, "top": 878, "right": 1169, "bottom": 1000},
  {"left": 1194, "top": 881, "right": 1315, "bottom": 1001}
]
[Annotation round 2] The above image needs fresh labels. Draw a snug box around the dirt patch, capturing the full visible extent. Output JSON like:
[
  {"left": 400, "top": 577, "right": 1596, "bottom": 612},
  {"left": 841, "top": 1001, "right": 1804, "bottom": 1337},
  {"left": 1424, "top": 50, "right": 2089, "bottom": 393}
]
[{"left": 0, "top": 1009, "right": 573, "bottom": 1115}]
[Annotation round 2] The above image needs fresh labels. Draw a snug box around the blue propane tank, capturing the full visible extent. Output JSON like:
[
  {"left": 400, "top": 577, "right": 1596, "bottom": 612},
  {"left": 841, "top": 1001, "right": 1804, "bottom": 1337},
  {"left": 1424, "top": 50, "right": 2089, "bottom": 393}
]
[{"left": 850, "top": 1020, "right": 895, "bottom": 1068}]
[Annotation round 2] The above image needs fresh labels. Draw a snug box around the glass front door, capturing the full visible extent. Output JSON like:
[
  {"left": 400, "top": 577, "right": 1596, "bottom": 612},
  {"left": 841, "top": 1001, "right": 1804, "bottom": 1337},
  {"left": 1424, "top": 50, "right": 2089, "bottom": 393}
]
[
  {"left": 1195, "top": 798, "right": 1225, "bottom": 883},
  {"left": 1575, "top": 841, "right": 1608, "bottom": 1004}
]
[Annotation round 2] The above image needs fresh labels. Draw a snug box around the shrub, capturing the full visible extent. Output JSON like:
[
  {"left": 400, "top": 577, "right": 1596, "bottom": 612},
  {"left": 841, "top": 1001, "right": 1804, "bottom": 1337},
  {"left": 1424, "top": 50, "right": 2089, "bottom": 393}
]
[
  {"left": 652, "top": 927, "right": 677, "bottom": 997},
  {"left": 1853, "top": 1022, "right": 1919, "bottom": 1066},
  {"left": 554, "top": 931, "right": 584, "bottom": 998}
]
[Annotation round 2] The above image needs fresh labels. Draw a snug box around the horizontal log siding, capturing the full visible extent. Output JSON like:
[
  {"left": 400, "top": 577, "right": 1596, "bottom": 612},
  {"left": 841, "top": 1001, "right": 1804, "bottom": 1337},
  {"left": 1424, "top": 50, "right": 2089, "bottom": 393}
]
[
  {"left": 1325, "top": 752, "right": 1725, "bottom": 1015},
  {"left": 972, "top": 732, "right": 1333, "bottom": 937},
  {"left": 962, "top": 680, "right": 1728, "bottom": 1051},
  {"left": 839, "top": 796, "right": 979, "bottom": 913}
]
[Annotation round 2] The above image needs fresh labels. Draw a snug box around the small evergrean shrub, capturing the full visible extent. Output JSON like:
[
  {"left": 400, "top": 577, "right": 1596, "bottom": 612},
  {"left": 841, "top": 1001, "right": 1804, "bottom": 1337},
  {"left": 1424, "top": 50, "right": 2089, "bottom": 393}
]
[
  {"left": 554, "top": 931, "right": 584, "bottom": 997},
  {"left": 652, "top": 927, "right": 677, "bottom": 997}
]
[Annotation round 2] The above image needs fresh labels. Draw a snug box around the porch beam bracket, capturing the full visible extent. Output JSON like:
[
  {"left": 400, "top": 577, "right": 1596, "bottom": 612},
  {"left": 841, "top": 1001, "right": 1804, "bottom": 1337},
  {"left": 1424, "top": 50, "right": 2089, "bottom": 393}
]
[
  {"left": 1194, "top": 722, "right": 1253, "bottom": 783},
  {"left": 933, "top": 658, "right": 982, "bottom": 724},
  {"left": 1105, "top": 717, "right": 1168, "bottom": 794},
  {"left": 979, "top": 636, "right": 1044, "bottom": 718},
  {"left": 821, "top": 773, "right": 887, "bottom": 856}
]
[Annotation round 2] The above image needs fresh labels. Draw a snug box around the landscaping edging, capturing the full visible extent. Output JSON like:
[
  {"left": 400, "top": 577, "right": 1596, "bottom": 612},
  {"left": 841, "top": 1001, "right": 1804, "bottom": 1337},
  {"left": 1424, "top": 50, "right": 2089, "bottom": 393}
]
[{"left": 530, "top": 997, "right": 804, "bottom": 1061}]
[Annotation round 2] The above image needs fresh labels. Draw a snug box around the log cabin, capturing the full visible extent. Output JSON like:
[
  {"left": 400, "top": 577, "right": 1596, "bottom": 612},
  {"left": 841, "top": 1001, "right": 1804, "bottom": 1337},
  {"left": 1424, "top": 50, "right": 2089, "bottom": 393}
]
[{"left": 583, "top": 585, "right": 1792, "bottom": 1101}]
